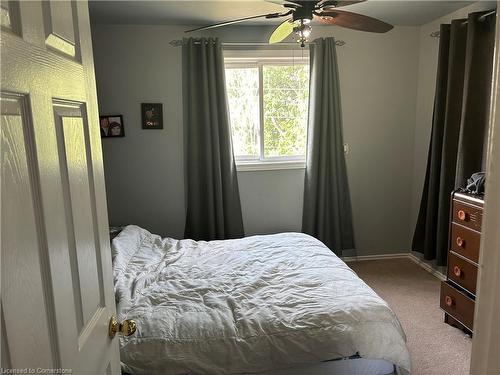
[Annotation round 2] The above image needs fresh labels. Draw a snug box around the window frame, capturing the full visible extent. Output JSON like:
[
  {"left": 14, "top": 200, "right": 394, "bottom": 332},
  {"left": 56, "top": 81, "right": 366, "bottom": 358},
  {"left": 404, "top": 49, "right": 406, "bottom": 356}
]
[{"left": 225, "top": 56, "right": 309, "bottom": 171}]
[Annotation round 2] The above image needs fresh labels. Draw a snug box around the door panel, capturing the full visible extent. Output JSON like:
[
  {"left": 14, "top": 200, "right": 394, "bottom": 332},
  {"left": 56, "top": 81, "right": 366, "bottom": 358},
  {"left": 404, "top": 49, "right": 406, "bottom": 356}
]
[
  {"left": 1, "top": 93, "right": 56, "bottom": 368},
  {"left": 0, "top": 1, "right": 21, "bottom": 35},
  {"left": 54, "top": 102, "right": 105, "bottom": 331},
  {"left": 42, "top": 1, "right": 78, "bottom": 59},
  {"left": 1, "top": 0, "right": 121, "bottom": 373}
]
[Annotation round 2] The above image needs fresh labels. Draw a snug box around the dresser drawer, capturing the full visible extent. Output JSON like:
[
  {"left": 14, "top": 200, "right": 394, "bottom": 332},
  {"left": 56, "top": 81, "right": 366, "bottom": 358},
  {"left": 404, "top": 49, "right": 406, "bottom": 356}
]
[
  {"left": 450, "top": 223, "right": 481, "bottom": 263},
  {"left": 452, "top": 200, "right": 482, "bottom": 231},
  {"left": 447, "top": 253, "right": 478, "bottom": 294},
  {"left": 440, "top": 281, "right": 475, "bottom": 330}
]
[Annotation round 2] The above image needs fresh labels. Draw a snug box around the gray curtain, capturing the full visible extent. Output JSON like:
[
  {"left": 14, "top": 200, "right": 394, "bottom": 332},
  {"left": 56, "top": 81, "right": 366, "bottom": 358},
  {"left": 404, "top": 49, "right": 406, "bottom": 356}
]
[
  {"left": 182, "top": 37, "right": 244, "bottom": 240},
  {"left": 413, "top": 11, "right": 495, "bottom": 265},
  {"left": 302, "top": 37, "right": 355, "bottom": 255}
]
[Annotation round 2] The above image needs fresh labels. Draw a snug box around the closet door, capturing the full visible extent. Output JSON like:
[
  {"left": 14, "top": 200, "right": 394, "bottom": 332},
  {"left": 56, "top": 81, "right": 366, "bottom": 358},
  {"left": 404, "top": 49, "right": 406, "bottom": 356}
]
[{"left": 1, "top": 1, "right": 124, "bottom": 373}]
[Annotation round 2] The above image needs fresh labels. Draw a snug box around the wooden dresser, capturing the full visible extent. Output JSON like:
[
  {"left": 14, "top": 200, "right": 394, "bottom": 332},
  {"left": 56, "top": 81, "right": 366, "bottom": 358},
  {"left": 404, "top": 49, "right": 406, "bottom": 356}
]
[{"left": 440, "top": 191, "right": 484, "bottom": 333}]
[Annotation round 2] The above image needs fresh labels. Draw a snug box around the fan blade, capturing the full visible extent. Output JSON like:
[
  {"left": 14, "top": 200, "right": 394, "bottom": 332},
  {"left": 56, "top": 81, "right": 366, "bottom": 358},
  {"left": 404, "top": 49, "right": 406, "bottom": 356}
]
[
  {"left": 265, "top": 0, "right": 302, "bottom": 6},
  {"left": 315, "top": 10, "right": 393, "bottom": 33},
  {"left": 269, "top": 19, "right": 294, "bottom": 44},
  {"left": 318, "top": 0, "right": 366, "bottom": 9},
  {"left": 336, "top": 0, "right": 366, "bottom": 6},
  {"left": 185, "top": 13, "right": 284, "bottom": 33}
]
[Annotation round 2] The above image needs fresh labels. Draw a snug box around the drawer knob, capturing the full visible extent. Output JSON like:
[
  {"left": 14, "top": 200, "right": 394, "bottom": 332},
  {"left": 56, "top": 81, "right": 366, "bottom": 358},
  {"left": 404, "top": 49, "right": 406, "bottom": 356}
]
[
  {"left": 457, "top": 210, "right": 467, "bottom": 221},
  {"left": 456, "top": 237, "right": 464, "bottom": 247},
  {"left": 445, "top": 295, "right": 454, "bottom": 307},
  {"left": 453, "top": 266, "right": 462, "bottom": 277}
]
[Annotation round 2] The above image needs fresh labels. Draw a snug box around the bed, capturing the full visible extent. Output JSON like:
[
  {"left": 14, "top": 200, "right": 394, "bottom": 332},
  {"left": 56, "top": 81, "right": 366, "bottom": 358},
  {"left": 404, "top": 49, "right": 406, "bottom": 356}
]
[{"left": 112, "top": 225, "right": 411, "bottom": 375}]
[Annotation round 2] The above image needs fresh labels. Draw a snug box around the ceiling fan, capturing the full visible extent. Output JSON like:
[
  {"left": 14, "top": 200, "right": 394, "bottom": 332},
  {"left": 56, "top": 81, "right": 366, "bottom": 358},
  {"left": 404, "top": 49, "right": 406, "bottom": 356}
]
[{"left": 185, "top": 0, "right": 393, "bottom": 47}]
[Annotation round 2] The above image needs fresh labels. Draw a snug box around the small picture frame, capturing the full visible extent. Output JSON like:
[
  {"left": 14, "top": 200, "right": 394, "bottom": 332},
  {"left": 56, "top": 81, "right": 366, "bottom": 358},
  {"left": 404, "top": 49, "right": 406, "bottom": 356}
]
[
  {"left": 141, "top": 103, "right": 163, "bottom": 129},
  {"left": 100, "top": 115, "right": 125, "bottom": 138}
]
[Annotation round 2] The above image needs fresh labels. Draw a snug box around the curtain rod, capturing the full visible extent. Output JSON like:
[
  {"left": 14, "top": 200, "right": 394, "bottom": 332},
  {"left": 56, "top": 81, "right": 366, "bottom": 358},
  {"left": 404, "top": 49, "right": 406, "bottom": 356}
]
[
  {"left": 430, "top": 9, "right": 496, "bottom": 38},
  {"left": 169, "top": 40, "right": 346, "bottom": 47}
]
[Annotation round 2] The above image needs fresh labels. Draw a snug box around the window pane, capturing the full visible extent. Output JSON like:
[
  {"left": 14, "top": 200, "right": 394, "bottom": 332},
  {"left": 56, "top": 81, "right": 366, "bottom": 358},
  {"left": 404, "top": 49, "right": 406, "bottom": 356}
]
[
  {"left": 263, "top": 65, "right": 309, "bottom": 158},
  {"left": 225, "top": 67, "right": 260, "bottom": 158}
]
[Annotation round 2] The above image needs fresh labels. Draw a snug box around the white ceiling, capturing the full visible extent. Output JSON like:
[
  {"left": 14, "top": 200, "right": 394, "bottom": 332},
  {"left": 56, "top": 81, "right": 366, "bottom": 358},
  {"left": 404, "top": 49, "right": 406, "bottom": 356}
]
[{"left": 88, "top": 0, "right": 483, "bottom": 27}]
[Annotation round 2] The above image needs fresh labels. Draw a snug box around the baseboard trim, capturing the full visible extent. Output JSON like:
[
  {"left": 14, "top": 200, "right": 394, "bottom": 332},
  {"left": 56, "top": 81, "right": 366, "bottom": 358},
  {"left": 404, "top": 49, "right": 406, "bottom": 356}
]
[
  {"left": 342, "top": 253, "right": 446, "bottom": 281},
  {"left": 407, "top": 253, "right": 447, "bottom": 281},
  {"left": 342, "top": 253, "right": 410, "bottom": 262}
]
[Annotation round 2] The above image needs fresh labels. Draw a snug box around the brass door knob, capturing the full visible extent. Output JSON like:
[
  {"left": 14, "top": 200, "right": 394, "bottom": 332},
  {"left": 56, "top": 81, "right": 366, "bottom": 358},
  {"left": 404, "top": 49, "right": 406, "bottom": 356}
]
[
  {"left": 109, "top": 315, "right": 137, "bottom": 338},
  {"left": 453, "top": 266, "right": 462, "bottom": 277}
]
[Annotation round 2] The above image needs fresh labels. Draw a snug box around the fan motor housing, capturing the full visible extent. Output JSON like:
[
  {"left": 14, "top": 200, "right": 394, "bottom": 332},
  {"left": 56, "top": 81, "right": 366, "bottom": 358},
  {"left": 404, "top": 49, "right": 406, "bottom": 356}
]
[{"left": 292, "top": 1, "right": 317, "bottom": 22}]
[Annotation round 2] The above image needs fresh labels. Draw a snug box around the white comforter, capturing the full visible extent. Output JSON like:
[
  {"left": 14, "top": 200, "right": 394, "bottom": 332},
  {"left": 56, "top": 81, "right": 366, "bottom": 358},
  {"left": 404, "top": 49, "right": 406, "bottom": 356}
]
[{"left": 112, "top": 225, "right": 411, "bottom": 375}]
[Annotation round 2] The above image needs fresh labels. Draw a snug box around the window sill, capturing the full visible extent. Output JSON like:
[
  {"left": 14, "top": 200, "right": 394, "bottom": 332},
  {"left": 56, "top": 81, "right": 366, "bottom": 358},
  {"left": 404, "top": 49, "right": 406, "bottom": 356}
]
[{"left": 236, "top": 160, "right": 306, "bottom": 172}]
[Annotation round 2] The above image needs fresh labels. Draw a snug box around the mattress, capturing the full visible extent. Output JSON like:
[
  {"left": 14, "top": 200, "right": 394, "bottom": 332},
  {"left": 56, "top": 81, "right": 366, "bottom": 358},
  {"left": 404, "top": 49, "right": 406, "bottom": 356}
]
[{"left": 112, "top": 225, "right": 411, "bottom": 375}]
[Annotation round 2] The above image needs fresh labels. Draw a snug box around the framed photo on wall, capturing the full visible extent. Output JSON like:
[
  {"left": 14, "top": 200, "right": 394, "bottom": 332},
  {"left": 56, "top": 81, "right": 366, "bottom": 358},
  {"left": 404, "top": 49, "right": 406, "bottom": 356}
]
[
  {"left": 141, "top": 103, "right": 163, "bottom": 129},
  {"left": 100, "top": 115, "right": 125, "bottom": 138}
]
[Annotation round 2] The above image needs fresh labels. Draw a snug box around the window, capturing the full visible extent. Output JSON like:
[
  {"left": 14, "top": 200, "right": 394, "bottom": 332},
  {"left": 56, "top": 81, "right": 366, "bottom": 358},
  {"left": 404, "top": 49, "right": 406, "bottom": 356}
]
[{"left": 225, "top": 54, "right": 309, "bottom": 170}]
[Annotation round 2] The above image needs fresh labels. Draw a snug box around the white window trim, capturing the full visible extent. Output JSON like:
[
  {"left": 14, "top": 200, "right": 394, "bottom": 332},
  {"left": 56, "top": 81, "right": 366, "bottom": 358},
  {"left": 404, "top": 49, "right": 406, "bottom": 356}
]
[
  {"left": 236, "top": 159, "right": 306, "bottom": 172},
  {"left": 225, "top": 55, "right": 309, "bottom": 171}
]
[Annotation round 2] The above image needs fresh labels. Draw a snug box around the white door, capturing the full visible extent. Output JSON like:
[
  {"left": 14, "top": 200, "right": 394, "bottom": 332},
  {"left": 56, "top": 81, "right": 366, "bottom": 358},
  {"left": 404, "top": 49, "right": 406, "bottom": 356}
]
[{"left": 1, "top": 1, "right": 125, "bottom": 374}]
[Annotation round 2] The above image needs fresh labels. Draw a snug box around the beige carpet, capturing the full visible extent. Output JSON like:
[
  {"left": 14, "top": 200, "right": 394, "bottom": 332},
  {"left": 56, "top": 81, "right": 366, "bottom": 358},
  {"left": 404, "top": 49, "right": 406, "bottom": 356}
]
[{"left": 350, "top": 258, "right": 472, "bottom": 375}]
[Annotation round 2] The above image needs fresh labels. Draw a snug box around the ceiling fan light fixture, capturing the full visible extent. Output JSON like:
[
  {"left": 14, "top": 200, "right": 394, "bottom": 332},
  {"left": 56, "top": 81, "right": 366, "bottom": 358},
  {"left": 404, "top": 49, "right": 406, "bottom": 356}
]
[
  {"left": 294, "top": 19, "right": 312, "bottom": 47},
  {"left": 301, "top": 25, "right": 312, "bottom": 38}
]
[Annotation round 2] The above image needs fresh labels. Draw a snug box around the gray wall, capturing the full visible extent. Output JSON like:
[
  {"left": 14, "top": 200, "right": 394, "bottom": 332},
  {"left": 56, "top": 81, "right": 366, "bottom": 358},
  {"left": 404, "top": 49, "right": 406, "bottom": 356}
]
[{"left": 92, "top": 23, "right": 420, "bottom": 255}]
